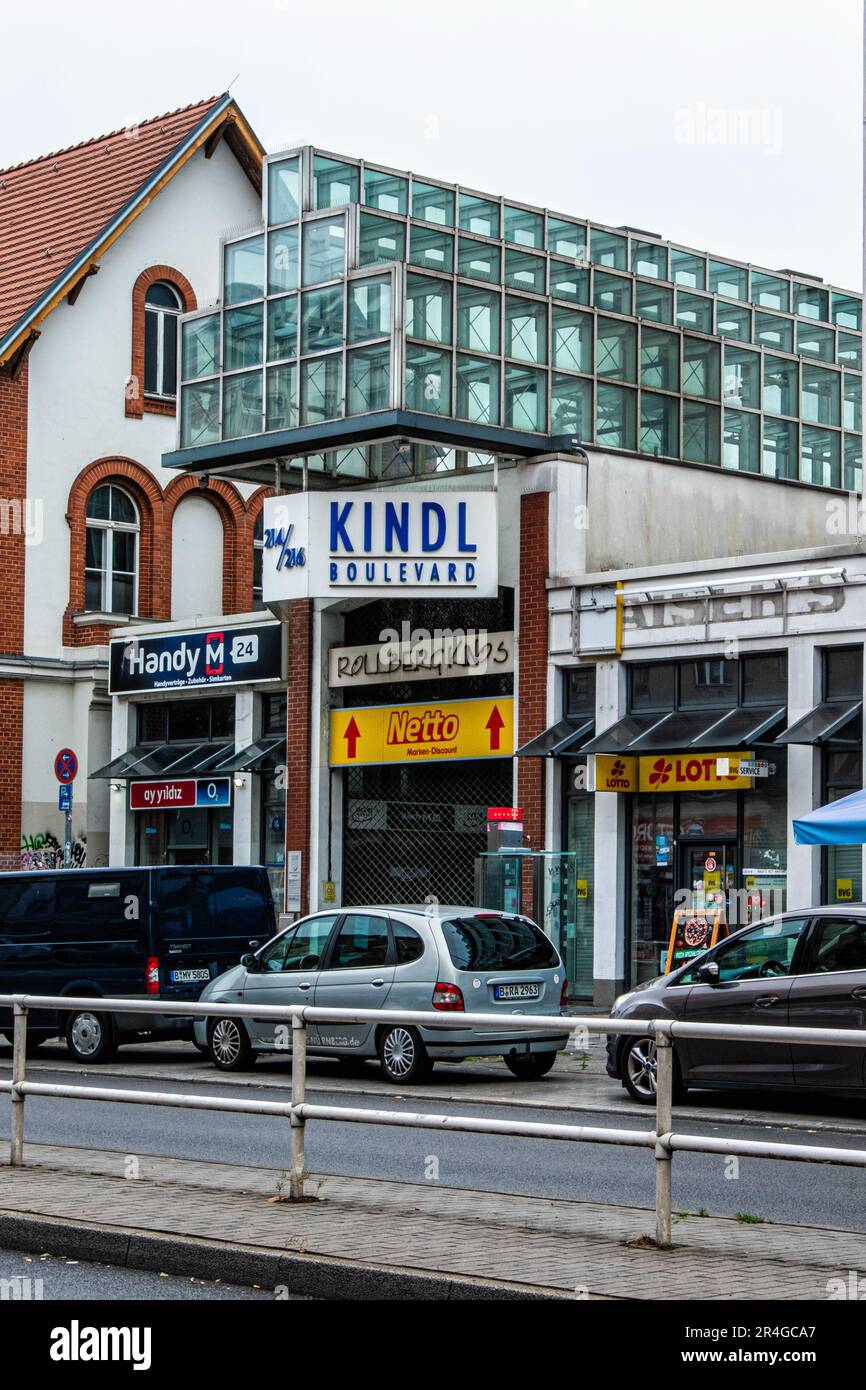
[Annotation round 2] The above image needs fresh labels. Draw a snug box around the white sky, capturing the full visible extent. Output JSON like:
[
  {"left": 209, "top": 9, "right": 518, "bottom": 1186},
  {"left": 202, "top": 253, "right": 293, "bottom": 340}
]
[{"left": 3, "top": 0, "right": 862, "bottom": 289}]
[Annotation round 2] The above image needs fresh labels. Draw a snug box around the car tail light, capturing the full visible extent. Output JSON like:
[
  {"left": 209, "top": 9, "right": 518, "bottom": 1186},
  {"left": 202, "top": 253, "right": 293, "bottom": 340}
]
[
  {"left": 560, "top": 977, "right": 569, "bottom": 1008},
  {"left": 145, "top": 956, "right": 160, "bottom": 995},
  {"left": 432, "top": 981, "right": 464, "bottom": 1012}
]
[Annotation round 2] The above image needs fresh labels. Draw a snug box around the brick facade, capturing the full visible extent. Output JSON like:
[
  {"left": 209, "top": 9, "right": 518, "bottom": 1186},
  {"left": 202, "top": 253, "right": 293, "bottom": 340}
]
[
  {"left": 0, "top": 367, "right": 28, "bottom": 860},
  {"left": 517, "top": 489, "right": 550, "bottom": 917},
  {"left": 283, "top": 598, "right": 313, "bottom": 917},
  {"left": 125, "top": 265, "right": 197, "bottom": 420}
]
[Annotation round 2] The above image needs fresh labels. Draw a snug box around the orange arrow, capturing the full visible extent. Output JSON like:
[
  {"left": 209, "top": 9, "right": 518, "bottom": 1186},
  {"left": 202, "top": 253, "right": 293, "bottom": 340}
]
[
  {"left": 343, "top": 716, "right": 361, "bottom": 759},
  {"left": 485, "top": 704, "right": 505, "bottom": 751}
]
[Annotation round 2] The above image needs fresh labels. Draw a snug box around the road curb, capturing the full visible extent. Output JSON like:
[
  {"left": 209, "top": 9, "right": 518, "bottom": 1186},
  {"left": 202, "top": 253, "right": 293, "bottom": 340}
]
[{"left": 0, "top": 1211, "right": 576, "bottom": 1301}]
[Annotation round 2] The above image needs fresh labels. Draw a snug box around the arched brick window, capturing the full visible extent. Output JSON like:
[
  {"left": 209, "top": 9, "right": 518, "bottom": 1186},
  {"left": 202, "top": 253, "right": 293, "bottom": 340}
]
[{"left": 126, "top": 266, "right": 197, "bottom": 420}]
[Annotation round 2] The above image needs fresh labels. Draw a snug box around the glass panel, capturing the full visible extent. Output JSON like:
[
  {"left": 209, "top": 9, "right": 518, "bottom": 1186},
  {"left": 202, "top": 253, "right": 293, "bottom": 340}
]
[
  {"left": 180, "top": 380, "right": 220, "bottom": 448},
  {"left": 302, "top": 215, "right": 346, "bottom": 286},
  {"left": 549, "top": 259, "right": 590, "bottom": 304},
  {"left": 630, "top": 794, "right": 675, "bottom": 985},
  {"left": 552, "top": 306, "right": 592, "bottom": 372},
  {"left": 348, "top": 344, "right": 391, "bottom": 413},
  {"left": 412, "top": 179, "right": 455, "bottom": 226},
  {"left": 596, "top": 382, "right": 636, "bottom": 450},
  {"left": 86, "top": 485, "right": 111, "bottom": 521},
  {"left": 640, "top": 326, "right": 679, "bottom": 391},
  {"left": 405, "top": 344, "right": 451, "bottom": 415},
  {"left": 596, "top": 317, "right": 636, "bottom": 381},
  {"left": 801, "top": 425, "right": 840, "bottom": 487},
  {"left": 112, "top": 529, "right": 136, "bottom": 573},
  {"left": 349, "top": 275, "right": 392, "bottom": 343},
  {"left": 109, "top": 486, "right": 136, "bottom": 524},
  {"left": 845, "top": 434, "right": 863, "bottom": 491},
  {"left": 85, "top": 525, "right": 104, "bottom": 570},
  {"left": 458, "top": 193, "right": 499, "bottom": 239},
  {"left": 551, "top": 373, "right": 592, "bottom": 437},
  {"left": 593, "top": 271, "right": 632, "bottom": 315},
  {"left": 313, "top": 155, "right": 359, "bottom": 209},
  {"left": 456, "top": 283, "right": 500, "bottom": 354},
  {"left": 406, "top": 273, "right": 452, "bottom": 344},
  {"left": 723, "top": 345, "right": 760, "bottom": 408},
  {"left": 224, "top": 302, "right": 263, "bottom": 370},
  {"left": 682, "top": 400, "right": 721, "bottom": 464},
  {"left": 635, "top": 281, "right": 673, "bottom": 323},
  {"left": 837, "top": 333, "right": 862, "bottom": 369},
  {"left": 267, "top": 294, "right": 298, "bottom": 362},
  {"left": 631, "top": 663, "right": 675, "bottom": 710},
  {"left": 267, "top": 156, "right": 300, "bottom": 224},
  {"left": 670, "top": 249, "right": 705, "bottom": 289},
  {"left": 410, "top": 224, "right": 454, "bottom": 273},
  {"left": 762, "top": 416, "right": 798, "bottom": 479},
  {"left": 590, "top": 228, "right": 627, "bottom": 269},
  {"left": 505, "top": 296, "right": 547, "bottom": 364},
  {"left": 457, "top": 236, "right": 499, "bottom": 283},
  {"left": 223, "top": 370, "right": 263, "bottom": 440},
  {"left": 224, "top": 235, "right": 264, "bottom": 305},
  {"left": 723, "top": 408, "right": 759, "bottom": 472},
  {"left": 716, "top": 302, "right": 751, "bottom": 341},
  {"left": 844, "top": 374, "right": 862, "bottom": 430},
  {"left": 548, "top": 217, "right": 586, "bottom": 259},
  {"left": 763, "top": 354, "right": 798, "bottom": 416},
  {"left": 456, "top": 354, "right": 500, "bottom": 424},
  {"left": 111, "top": 574, "right": 134, "bottom": 615},
  {"left": 300, "top": 285, "right": 344, "bottom": 353},
  {"left": 833, "top": 292, "right": 862, "bottom": 330},
  {"left": 709, "top": 260, "right": 748, "bottom": 300},
  {"left": 503, "top": 364, "right": 546, "bottom": 431},
  {"left": 682, "top": 336, "right": 720, "bottom": 399},
  {"left": 504, "top": 249, "right": 545, "bottom": 293},
  {"left": 358, "top": 212, "right": 405, "bottom": 267},
  {"left": 797, "top": 321, "right": 834, "bottom": 361},
  {"left": 755, "top": 311, "right": 793, "bottom": 352},
  {"left": 300, "top": 354, "right": 343, "bottom": 423},
  {"left": 676, "top": 291, "right": 713, "bottom": 332},
  {"left": 640, "top": 391, "right": 678, "bottom": 457},
  {"left": 181, "top": 315, "right": 219, "bottom": 380},
  {"left": 631, "top": 241, "right": 667, "bottom": 280},
  {"left": 144, "top": 309, "right": 159, "bottom": 393},
  {"left": 363, "top": 167, "right": 408, "bottom": 215},
  {"left": 801, "top": 363, "right": 840, "bottom": 426},
  {"left": 504, "top": 204, "right": 543, "bottom": 248},
  {"left": 751, "top": 270, "right": 789, "bottom": 311},
  {"left": 162, "top": 315, "right": 178, "bottom": 396},
  {"left": 268, "top": 226, "right": 299, "bottom": 295},
  {"left": 793, "top": 282, "right": 829, "bottom": 321},
  {"left": 266, "top": 363, "right": 297, "bottom": 432}
]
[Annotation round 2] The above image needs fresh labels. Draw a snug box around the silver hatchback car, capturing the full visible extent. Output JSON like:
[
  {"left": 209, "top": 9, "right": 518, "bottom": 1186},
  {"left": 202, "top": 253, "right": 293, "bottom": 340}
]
[{"left": 195, "top": 904, "right": 567, "bottom": 1084}]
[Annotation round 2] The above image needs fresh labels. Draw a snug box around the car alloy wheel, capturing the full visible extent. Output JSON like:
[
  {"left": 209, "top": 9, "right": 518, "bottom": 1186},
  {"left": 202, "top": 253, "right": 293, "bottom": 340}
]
[
  {"left": 382, "top": 1026, "right": 416, "bottom": 1078},
  {"left": 71, "top": 1012, "right": 104, "bottom": 1058},
  {"left": 625, "top": 1036, "right": 657, "bottom": 1101},
  {"left": 211, "top": 1018, "right": 244, "bottom": 1066}
]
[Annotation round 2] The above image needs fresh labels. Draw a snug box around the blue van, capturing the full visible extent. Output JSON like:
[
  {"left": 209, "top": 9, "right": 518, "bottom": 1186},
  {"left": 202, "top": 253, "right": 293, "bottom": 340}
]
[{"left": 0, "top": 865, "right": 275, "bottom": 1062}]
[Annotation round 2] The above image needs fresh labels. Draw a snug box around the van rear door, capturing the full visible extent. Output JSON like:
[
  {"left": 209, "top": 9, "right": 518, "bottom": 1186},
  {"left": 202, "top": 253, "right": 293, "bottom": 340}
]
[{"left": 155, "top": 867, "right": 275, "bottom": 1001}]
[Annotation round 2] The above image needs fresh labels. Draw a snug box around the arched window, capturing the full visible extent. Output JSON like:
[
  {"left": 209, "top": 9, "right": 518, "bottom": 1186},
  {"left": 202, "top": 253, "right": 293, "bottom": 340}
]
[
  {"left": 85, "top": 485, "right": 139, "bottom": 615},
  {"left": 144, "top": 282, "right": 182, "bottom": 399},
  {"left": 252, "top": 511, "right": 265, "bottom": 610}
]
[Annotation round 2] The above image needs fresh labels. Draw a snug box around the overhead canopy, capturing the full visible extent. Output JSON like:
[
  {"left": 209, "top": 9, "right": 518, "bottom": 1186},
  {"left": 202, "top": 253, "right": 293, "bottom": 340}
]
[
  {"left": 775, "top": 700, "right": 862, "bottom": 746},
  {"left": 91, "top": 741, "right": 235, "bottom": 779},
  {"left": 516, "top": 718, "right": 594, "bottom": 758},
  {"left": 581, "top": 706, "right": 785, "bottom": 756},
  {"left": 215, "top": 735, "right": 286, "bottom": 773},
  {"left": 793, "top": 787, "right": 866, "bottom": 846}
]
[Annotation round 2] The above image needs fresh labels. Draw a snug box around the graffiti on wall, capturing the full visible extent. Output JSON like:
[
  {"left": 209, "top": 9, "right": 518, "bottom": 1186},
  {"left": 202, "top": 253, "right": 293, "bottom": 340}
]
[{"left": 19, "top": 831, "right": 87, "bottom": 871}]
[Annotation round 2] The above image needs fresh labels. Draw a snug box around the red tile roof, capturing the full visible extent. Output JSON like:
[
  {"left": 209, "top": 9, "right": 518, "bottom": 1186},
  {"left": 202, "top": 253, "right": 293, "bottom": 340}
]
[{"left": 0, "top": 95, "right": 263, "bottom": 360}]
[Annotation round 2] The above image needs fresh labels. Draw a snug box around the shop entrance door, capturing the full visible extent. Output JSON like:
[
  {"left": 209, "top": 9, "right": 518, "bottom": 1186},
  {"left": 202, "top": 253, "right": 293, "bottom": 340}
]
[{"left": 679, "top": 843, "right": 738, "bottom": 923}]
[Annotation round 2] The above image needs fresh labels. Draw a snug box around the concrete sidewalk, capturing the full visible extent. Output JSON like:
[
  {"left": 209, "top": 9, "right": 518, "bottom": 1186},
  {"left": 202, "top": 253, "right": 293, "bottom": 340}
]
[{"left": 0, "top": 1141, "right": 862, "bottom": 1300}]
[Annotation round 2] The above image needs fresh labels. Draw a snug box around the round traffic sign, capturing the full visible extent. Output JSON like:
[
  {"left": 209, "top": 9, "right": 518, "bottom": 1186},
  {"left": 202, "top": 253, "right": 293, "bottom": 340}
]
[{"left": 54, "top": 748, "right": 79, "bottom": 783}]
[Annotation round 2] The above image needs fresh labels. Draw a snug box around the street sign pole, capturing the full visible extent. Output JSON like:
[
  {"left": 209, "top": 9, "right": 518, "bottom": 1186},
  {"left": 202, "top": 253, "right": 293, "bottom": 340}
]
[
  {"left": 64, "top": 806, "right": 73, "bottom": 869},
  {"left": 54, "top": 750, "right": 78, "bottom": 870}
]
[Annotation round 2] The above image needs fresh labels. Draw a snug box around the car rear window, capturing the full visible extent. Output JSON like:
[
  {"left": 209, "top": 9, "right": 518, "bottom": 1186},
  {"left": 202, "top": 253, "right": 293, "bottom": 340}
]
[{"left": 440, "top": 915, "right": 559, "bottom": 971}]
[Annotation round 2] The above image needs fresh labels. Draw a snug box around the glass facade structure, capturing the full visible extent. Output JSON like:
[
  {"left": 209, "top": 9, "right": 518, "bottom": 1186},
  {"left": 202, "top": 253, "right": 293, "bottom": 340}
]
[{"left": 178, "top": 145, "right": 862, "bottom": 492}]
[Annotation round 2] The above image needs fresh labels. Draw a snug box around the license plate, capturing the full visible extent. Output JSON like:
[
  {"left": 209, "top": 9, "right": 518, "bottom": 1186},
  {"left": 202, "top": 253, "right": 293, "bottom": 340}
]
[
  {"left": 493, "top": 982, "right": 540, "bottom": 1001},
  {"left": 170, "top": 968, "right": 211, "bottom": 983}
]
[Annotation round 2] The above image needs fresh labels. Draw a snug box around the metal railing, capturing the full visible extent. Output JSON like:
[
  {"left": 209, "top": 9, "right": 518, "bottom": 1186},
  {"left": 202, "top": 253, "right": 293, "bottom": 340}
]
[{"left": 3, "top": 992, "right": 866, "bottom": 1248}]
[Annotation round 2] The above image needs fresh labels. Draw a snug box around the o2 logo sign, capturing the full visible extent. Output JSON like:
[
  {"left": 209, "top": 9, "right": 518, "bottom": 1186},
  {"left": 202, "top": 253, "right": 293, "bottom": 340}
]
[{"left": 264, "top": 522, "right": 306, "bottom": 572}]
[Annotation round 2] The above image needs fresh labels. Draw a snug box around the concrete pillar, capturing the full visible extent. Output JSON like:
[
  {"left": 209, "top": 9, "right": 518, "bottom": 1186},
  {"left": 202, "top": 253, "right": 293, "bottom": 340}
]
[
  {"left": 284, "top": 599, "right": 313, "bottom": 917},
  {"left": 786, "top": 639, "right": 821, "bottom": 910},
  {"left": 592, "top": 658, "right": 628, "bottom": 1007},
  {"left": 516, "top": 490, "right": 551, "bottom": 917},
  {"left": 231, "top": 688, "right": 256, "bottom": 866},
  {"left": 108, "top": 698, "right": 137, "bottom": 865}
]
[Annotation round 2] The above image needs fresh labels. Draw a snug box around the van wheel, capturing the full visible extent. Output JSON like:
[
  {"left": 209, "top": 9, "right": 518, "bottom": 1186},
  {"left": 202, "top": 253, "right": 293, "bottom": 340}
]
[
  {"left": 378, "top": 1026, "right": 433, "bottom": 1084},
  {"left": 65, "top": 1010, "right": 116, "bottom": 1064},
  {"left": 208, "top": 1017, "right": 256, "bottom": 1071},
  {"left": 622, "top": 1036, "right": 687, "bottom": 1105},
  {"left": 504, "top": 1051, "right": 557, "bottom": 1080}
]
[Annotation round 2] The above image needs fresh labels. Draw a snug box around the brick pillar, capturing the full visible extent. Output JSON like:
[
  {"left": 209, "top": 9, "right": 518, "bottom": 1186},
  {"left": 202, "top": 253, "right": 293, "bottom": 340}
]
[
  {"left": 284, "top": 599, "right": 313, "bottom": 916},
  {"left": 0, "top": 366, "right": 28, "bottom": 867},
  {"left": 517, "top": 490, "right": 550, "bottom": 919},
  {"left": 0, "top": 680, "right": 23, "bottom": 869}
]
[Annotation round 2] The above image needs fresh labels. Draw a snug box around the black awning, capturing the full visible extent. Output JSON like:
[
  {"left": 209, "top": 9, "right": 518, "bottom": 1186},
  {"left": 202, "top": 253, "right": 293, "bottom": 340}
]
[
  {"left": 581, "top": 713, "right": 668, "bottom": 754},
  {"left": 627, "top": 711, "right": 726, "bottom": 752},
  {"left": 516, "top": 718, "right": 594, "bottom": 758},
  {"left": 689, "top": 705, "right": 787, "bottom": 748},
  {"left": 91, "top": 741, "right": 234, "bottom": 779},
  {"left": 216, "top": 735, "right": 286, "bottom": 773},
  {"left": 774, "top": 700, "right": 862, "bottom": 746},
  {"left": 582, "top": 706, "right": 789, "bottom": 755}
]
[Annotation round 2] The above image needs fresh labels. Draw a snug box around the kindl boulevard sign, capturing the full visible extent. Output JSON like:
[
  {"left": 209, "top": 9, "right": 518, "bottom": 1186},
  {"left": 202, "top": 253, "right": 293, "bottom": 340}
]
[
  {"left": 262, "top": 491, "right": 498, "bottom": 610},
  {"left": 330, "top": 696, "right": 514, "bottom": 767}
]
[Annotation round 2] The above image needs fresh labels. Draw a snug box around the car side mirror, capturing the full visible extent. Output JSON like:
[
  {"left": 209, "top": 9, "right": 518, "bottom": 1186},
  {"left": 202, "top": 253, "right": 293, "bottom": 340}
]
[
  {"left": 240, "top": 952, "right": 260, "bottom": 971},
  {"left": 697, "top": 961, "right": 720, "bottom": 985}
]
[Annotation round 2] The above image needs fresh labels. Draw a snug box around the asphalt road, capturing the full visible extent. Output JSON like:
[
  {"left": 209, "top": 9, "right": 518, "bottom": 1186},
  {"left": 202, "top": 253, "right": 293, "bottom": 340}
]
[
  {"left": 0, "top": 1247, "right": 281, "bottom": 1300},
  {"left": 4, "top": 1066, "right": 866, "bottom": 1231}
]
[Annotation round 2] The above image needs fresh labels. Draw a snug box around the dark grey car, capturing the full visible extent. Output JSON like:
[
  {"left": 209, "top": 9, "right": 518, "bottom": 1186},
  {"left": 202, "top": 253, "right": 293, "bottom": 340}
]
[{"left": 607, "top": 906, "right": 866, "bottom": 1103}]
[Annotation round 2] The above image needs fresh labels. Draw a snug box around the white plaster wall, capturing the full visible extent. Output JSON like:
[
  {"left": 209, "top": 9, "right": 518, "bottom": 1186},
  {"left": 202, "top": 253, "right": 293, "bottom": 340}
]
[{"left": 171, "top": 494, "right": 225, "bottom": 619}]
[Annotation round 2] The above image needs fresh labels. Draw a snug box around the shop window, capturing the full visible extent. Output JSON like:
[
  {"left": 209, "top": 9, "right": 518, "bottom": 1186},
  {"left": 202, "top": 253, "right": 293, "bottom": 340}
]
[
  {"left": 144, "top": 282, "right": 181, "bottom": 398},
  {"left": 679, "top": 658, "right": 737, "bottom": 708},
  {"left": 85, "top": 484, "right": 139, "bottom": 616},
  {"left": 741, "top": 653, "right": 787, "bottom": 704},
  {"left": 629, "top": 662, "right": 675, "bottom": 711},
  {"left": 564, "top": 666, "right": 596, "bottom": 719},
  {"left": 630, "top": 794, "right": 675, "bottom": 985},
  {"left": 824, "top": 647, "right": 863, "bottom": 701},
  {"left": 263, "top": 692, "right": 287, "bottom": 734}
]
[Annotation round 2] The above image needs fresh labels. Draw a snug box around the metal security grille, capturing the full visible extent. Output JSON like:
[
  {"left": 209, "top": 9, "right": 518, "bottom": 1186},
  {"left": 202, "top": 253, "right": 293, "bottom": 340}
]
[{"left": 343, "top": 761, "right": 512, "bottom": 906}]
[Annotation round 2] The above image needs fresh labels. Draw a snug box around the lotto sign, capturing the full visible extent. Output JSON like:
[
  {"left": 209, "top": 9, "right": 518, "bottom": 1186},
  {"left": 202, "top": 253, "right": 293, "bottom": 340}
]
[
  {"left": 592, "top": 754, "right": 637, "bottom": 792},
  {"left": 329, "top": 696, "right": 514, "bottom": 767},
  {"left": 639, "top": 752, "right": 754, "bottom": 793}
]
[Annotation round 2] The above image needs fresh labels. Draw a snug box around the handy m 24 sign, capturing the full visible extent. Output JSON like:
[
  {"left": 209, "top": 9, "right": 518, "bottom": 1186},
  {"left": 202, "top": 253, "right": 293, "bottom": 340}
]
[
  {"left": 109, "top": 622, "right": 284, "bottom": 694},
  {"left": 262, "top": 491, "right": 498, "bottom": 611}
]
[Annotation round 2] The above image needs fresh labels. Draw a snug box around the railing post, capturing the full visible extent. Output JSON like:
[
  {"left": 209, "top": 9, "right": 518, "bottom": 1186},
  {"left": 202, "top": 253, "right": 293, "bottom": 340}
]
[
  {"left": 10, "top": 1001, "right": 28, "bottom": 1167},
  {"left": 654, "top": 1026, "right": 673, "bottom": 1248},
  {"left": 289, "top": 1012, "right": 307, "bottom": 1200}
]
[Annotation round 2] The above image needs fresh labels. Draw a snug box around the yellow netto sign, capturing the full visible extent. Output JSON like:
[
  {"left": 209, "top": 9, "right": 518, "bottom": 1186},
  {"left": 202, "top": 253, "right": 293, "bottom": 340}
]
[
  {"left": 638, "top": 752, "right": 755, "bottom": 793},
  {"left": 329, "top": 696, "right": 514, "bottom": 768}
]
